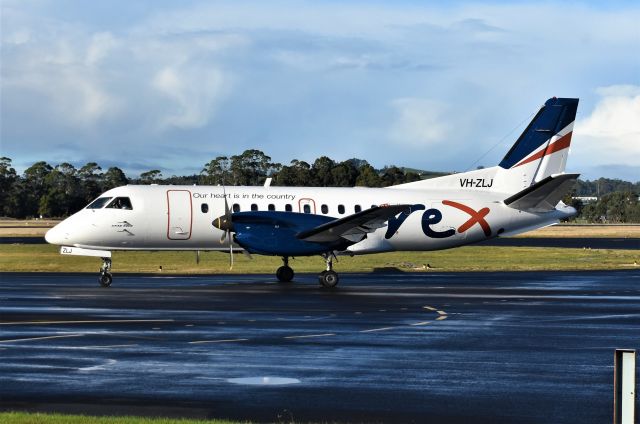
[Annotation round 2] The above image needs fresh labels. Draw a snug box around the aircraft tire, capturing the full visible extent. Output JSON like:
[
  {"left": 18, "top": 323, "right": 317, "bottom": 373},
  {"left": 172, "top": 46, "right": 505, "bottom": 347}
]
[
  {"left": 99, "top": 273, "right": 113, "bottom": 288},
  {"left": 276, "top": 266, "right": 294, "bottom": 282},
  {"left": 319, "top": 270, "right": 339, "bottom": 288}
]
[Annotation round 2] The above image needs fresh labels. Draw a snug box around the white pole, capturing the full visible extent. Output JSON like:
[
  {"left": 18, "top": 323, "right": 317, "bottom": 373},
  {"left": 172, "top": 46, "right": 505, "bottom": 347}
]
[{"left": 614, "top": 349, "right": 636, "bottom": 424}]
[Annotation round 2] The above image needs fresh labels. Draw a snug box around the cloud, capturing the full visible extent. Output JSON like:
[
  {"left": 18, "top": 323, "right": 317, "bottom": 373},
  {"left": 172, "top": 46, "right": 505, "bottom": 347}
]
[
  {"left": 152, "top": 65, "right": 227, "bottom": 130},
  {"left": 2, "top": 1, "right": 640, "bottom": 179},
  {"left": 389, "top": 98, "right": 451, "bottom": 148},
  {"left": 573, "top": 85, "right": 640, "bottom": 172}
]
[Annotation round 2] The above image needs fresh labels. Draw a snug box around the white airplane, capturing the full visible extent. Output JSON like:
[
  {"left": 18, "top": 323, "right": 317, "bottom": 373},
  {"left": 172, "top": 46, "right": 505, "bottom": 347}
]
[{"left": 46, "top": 97, "right": 580, "bottom": 288}]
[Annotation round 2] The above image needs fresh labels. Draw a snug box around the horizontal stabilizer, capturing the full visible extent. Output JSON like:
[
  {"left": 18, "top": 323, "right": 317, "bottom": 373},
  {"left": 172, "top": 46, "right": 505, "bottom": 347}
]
[
  {"left": 297, "top": 204, "right": 411, "bottom": 243},
  {"left": 504, "top": 173, "right": 579, "bottom": 213}
]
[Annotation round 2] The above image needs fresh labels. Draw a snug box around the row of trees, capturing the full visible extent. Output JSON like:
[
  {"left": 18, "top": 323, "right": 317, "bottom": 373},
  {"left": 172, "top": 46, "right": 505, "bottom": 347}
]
[
  {"left": 573, "top": 178, "right": 640, "bottom": 197},
  {"left": 1, "top": 151, "right": 638, "bottom": 222},
  {"left": 200, "top": 150, "right": 422, "bottom": 187},
  {"left": 569, "top": 192, "right": 640, "bottom": 224},
  {"left": 0, "top": 151, "right": 421, "bottom": 218},
  {"left": 0, "top": 158, "right": 128, "bottom": 218}
]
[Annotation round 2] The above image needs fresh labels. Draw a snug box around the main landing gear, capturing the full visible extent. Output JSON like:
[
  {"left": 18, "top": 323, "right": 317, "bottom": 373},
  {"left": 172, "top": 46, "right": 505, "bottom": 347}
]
[
  {"left": 274, "top": 254, "right": 340, "bottom": 288},
  {"left": 99, "top": 257, "right": 113, "bottom": 288},
  {"left": 276, "top": 256, "right": 295, "bottom": 282},
  {"left": 319, "top": 253, "right": 339, "bottom": 288}
]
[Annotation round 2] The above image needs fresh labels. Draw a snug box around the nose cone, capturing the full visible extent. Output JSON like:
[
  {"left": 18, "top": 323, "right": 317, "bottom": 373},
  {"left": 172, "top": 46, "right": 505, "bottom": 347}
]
[
  {"left": 45, "top": 225, "right": 66, "bottom": 245},
  {"left": 212, "top": 216, "right": 233, "bottom": 232}
]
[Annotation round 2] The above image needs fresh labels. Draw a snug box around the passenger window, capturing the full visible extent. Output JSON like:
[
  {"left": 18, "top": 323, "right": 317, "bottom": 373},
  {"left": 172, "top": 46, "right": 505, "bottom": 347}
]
[
  {"left": 251, "top": 203, "right": 258, "bottom": 211},
  {"left": 268, "top": 204, "right": 276, "bottom": 211},
  {"left": 338, "top": 204, "right": 345, "bottom": 214},
  {"left": 233, "top": 203, "right": 241, "bottom": 213},
  {"left": 303, "top": 204, "right": 311, "bottom": 214},
  {"left": 201, "top": 203, "right": 209, "bottom": 213},
  {"left": 355, "top": 205, "right": 362, "bottom": 213},
  {"left": 285, "top": 204, "right": 292, "bottom": 212},
  {"left": 86, "top": 197, "right": 113, "bottom": 209},
  {"left": 321, "top": 204, "right": 328, "bottom": 214},
  {"left": 106, "top": 197, "right": 133, "bottom": 210}
]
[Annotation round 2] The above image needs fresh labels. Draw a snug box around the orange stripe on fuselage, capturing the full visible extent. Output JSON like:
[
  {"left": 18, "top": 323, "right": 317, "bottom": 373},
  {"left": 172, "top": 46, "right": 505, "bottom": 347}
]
[{"left": 513, "top": 132, "right": 573, "bottom": 168}]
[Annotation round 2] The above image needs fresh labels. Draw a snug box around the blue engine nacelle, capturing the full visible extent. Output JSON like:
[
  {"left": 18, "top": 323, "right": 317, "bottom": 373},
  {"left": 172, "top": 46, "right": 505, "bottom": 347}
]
[{"left": 231, "top": 211, "right": 352, "bottom": 256}]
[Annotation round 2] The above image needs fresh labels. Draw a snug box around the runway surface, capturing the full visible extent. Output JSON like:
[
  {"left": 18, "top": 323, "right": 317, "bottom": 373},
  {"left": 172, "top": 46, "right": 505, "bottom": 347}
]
[{"left": 1, "top": 271, "right": 639, "bottom": 423}]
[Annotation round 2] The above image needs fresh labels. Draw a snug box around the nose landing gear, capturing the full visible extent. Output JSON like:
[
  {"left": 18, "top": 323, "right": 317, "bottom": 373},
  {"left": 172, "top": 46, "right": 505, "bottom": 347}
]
[
  {"left": 99, "top": 257, "right": 113, "bottom": 287},
  {"left": 276, "top": 256, "right": 295, "bottom": 282}
]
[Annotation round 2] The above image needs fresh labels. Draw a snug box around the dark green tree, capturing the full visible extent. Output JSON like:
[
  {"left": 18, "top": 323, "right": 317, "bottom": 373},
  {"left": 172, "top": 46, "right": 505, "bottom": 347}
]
[
  {"left": 331, "top": 161, "right": 358, "bottom": 187},
  {"left": 0, "top": 157, "right": 18, "bottom": 216},
  {"left": 201, "top": 156, "right": 232, "bottom": 185},
  {"left": 273, "top": 159, "right": 313, "bottom": 186},
  {"left": 582, "top": 191, "right": 639, "bottom": 223},
  {"left": 381, "top": 166, "right": 406, "bottom": 186},
  {"left": 355, "top": 164, "right": 383, "bottom": 187},
  {"left": 229, "top": 150, "right": 275, "bottom": 186},
  {"left": 139, "top": 169, "right": 162, "bottom": 184},
  {"left": 312, "top": 156, "right": 335, "bottom": 186},
  {"left": 39, "top": 163, "right": 84, "bottom": 217},
  {"left": 22, "top": 161, "right": 53, "bottom": 217},
  {"left": 103, "top": 167, "right": 128, "bottom": 190},
  {"left": 78, "top": 162, "right": 103, "bottom": 203}
]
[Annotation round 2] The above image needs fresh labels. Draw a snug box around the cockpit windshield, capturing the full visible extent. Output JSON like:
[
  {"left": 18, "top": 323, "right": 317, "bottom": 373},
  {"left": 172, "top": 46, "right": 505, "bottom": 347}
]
[
  {"left": 106, "top": 197, "right": 133, "bottom": 210},
  {"left": 86, "top": 197, "right": 113, "bottom": 209}
]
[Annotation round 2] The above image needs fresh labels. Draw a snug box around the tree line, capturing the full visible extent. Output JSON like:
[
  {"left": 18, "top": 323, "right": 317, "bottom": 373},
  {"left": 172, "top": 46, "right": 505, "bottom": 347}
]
[
  {"left": 1, "top": 151, "right": 638, "bottom": 222},
  {"left": 0, "top": 151, "right": 421, "bottom": 218}
]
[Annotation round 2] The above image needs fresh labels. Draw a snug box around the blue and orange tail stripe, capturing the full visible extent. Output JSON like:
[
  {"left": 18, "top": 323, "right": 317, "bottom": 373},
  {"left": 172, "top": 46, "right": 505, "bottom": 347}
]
[{"left": 499, "top": 97, "right": 579, "bottom": 169}]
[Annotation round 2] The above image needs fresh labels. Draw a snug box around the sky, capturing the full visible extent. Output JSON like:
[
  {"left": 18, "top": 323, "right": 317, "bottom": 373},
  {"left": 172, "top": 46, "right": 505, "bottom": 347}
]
[{"left": 1, "top": 0, "right": 639, "bottom": 181}]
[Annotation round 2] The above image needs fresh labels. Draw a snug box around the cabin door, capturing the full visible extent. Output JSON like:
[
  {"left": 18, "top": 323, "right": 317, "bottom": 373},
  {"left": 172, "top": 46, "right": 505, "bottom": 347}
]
[{"left": 167, "top": 190, "right": 192, "bottom": 240}]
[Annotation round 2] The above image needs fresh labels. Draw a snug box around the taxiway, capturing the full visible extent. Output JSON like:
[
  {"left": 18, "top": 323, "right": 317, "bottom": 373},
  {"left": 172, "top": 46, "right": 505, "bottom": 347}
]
[{"left": 1, "top": 271, "right": 639, "bottom": 423}]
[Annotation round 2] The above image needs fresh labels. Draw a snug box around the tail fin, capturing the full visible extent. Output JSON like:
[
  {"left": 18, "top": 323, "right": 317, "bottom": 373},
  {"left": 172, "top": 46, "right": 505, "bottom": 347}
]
[
  {"left": 388, "top": 97, "right": 579, "bottom": 195},
  {"left": 495, "top": 97, "right": 578, "bottom": 191}
]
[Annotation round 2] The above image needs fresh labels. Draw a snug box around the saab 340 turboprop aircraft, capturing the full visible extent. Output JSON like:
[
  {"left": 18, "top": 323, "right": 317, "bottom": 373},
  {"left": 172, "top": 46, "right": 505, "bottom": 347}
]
[{"left": 45, "top": 97, "right": 580, "bottom": 288}]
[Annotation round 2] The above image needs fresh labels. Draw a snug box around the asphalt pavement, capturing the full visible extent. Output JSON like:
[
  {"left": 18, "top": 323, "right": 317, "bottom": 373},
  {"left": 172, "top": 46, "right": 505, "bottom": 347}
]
[{"left": 1, "top": 270, "right": 639, "bottom": 423}]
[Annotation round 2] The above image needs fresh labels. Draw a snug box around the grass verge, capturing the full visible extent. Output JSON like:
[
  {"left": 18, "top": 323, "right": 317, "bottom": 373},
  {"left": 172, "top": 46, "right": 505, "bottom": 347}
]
[
  {"left": 0, "top": 244, "right": 638, "bottom": 273},
  {"left": 0, "top": 412, "right": 239, "bottom": 424}
]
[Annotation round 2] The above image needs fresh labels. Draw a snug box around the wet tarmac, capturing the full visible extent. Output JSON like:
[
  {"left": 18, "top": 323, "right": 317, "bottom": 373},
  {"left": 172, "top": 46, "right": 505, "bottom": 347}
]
[{"left": 1, "top": 271, "right": 639, "bottom": 423}]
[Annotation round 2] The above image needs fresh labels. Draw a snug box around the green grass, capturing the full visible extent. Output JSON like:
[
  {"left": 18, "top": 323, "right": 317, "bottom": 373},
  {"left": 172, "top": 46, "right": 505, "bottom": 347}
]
[
  {"left": 0, "top": 244, "right": 638, "bottom": 273},
  {"left": 0, "top": 412, "right": 240, "bottom": 424}
]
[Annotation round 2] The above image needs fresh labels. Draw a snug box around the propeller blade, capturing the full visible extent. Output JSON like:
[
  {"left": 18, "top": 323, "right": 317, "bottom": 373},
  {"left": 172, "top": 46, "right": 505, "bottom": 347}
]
[
  {"left": 229, "top": 234, "right": 234, "bottom": 270},
  {"left": 223, "top": 186, "right": 231, "bottom": 219}
]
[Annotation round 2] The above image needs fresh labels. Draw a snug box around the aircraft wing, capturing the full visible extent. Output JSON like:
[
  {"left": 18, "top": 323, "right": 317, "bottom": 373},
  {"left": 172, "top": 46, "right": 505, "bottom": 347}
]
[
  {"left": 297, "top": 204, "right": 411, "bottom": 243},
  {"left": 504, "top": 173, "right": 580, "bottom": 213}
]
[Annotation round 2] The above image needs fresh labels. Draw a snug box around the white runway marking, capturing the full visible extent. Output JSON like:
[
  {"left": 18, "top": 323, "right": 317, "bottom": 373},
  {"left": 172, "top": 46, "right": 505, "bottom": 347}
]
[
  {"left": 189, "top": 338, "right": 248, "bottom": 344},
  {"left": 0, "top": 334, "right": 84, "bottom": 343},
  {"left": 0, "top": 319, "right": 175, "bottom": 326},
  {"left": 360, "top": 327, "right": 395, "bottom": 333},
  {"left": 78, "top": 359, "right": 117, "bottom": 372},
  {"left": 284, "top": 333, "right": 335, "bottom": 339},
  {"left": 78, "top": 344, "right": 138, "bottom": 349}
]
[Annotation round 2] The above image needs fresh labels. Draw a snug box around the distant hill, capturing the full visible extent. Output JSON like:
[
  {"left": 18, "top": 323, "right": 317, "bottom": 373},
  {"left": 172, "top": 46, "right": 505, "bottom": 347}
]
[{"left": 399, "top": 167, "right": 450, "bottom": 180}]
